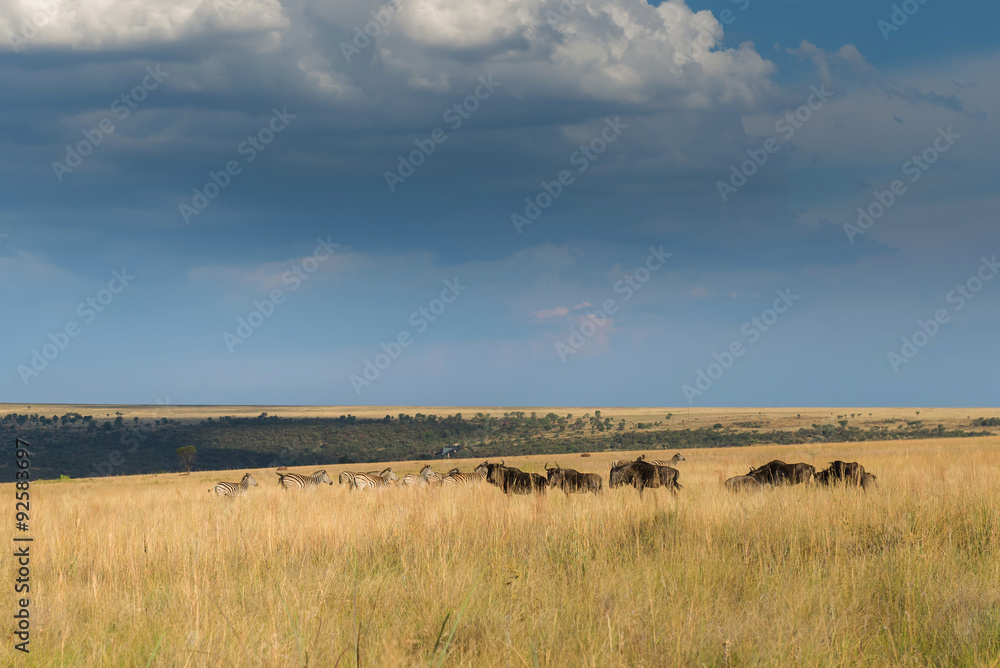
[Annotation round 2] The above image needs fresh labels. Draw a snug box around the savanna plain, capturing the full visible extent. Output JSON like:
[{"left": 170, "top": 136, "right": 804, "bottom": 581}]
[{"left": 3, "top": 425, "right": 1000, "bottom": 666}]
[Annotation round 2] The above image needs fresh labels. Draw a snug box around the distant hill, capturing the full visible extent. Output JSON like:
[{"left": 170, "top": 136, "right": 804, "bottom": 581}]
[{"left": 1, "top": 409, "right": 992, "bottom": 481}]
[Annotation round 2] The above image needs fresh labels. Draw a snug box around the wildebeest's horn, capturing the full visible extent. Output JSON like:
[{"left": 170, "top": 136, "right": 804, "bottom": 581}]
[{"left": 544, "top": 461, "right": 550, "bottom": 470}]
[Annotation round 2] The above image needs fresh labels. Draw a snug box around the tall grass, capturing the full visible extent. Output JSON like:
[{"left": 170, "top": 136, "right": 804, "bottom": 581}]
[{"left": 5, "top": 437, "right": 1000, "bottom": 666}]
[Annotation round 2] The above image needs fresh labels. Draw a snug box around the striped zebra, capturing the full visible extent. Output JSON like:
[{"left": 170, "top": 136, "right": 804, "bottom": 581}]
[
  {"left": 210, "top": 472, "right": 258, "bottom": 497},
  {"left": 442, "top": 463, "right": 487, "bottom": 487},
  {"left": 339, "top": 471, "right": 356, "bottom": 486},
  {"left": 276, "top": 469, "right": 333, "bottom": 490},
  {"left": 613, "top": 454, "right": 647, "bottom": 468},
  {"left": 402, "top": 464, "right": 447, "bottom": 487},
  {"left": 350, "top": 467, "right": 399, "bottom": 491},
  {"left": 651, "top": 453, "right": 685, "bottom": 467}
]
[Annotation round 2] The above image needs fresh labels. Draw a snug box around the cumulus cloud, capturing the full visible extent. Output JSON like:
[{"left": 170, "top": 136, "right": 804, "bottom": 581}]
[{"left": 1, "top": 0, "right": 289, "bottom": 51}]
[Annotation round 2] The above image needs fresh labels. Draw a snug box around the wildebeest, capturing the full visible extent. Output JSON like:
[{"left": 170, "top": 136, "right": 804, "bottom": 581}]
[
  {"left": 860, "top": 472, "right": 877, "bottom": 489},
  {"left": 747, "top": 460, "right": 814, "bottom": 485},
  {"left": 544, "top": 462, "right": 602, "bottom": 495},
  {"left": 815, "top": 461, "right": 869, "bottom": 487},
  {"left": 483, "top": 461, "right": 547, "bottom": 495},
  {"left": 724, "top": 475, "right": 763, "bottom": 492},
  {"left": 610, "top": 459, "right": 681, "bottom": 497}
]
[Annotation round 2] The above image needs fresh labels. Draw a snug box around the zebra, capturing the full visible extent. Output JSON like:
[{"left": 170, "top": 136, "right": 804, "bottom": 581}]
[
  {"left": 652, "top": 453, "right": 686, "bottom": 467},
  {"left": 442, "top": 463, "right": 488, "bottom": 487},
  {"left": 612, "top": 454, "right": 645, "bottom": 468},
  {"left": 339, "top": 471, "right": 356, "bottom": 486},
  {"left": 350, "top": 467, "right": 399, "bottom": 491},
  {"left": 210, "top": 472, "right": 258, "bottom": 497},
  {"left": 276, "top": 469, "right": 333, "bottom": 490}
]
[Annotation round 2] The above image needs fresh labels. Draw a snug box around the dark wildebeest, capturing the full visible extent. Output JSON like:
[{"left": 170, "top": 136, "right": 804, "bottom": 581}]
[
  {"left": 747, "top": 460, "right": 814, "bottom": 485},
  {"left": 725, "top": 475, "right": 763, "bottom": 492},
  {"left": 484, "top": 461, "right": 546, "bottom": 495},
  {"left": 611, "top": 460, "right": 680, "bottom": 497},
  {"left": 545, "top": 462, "right": 602, "bottom": 495},
  {"left": 816, "top": 461, "right": 868, "bottom": 486}
]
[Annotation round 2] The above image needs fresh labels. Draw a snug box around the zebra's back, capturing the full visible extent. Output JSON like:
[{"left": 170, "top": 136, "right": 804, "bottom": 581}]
[{"left": 351, "top": 472, "right": 393, "bottom": 490}]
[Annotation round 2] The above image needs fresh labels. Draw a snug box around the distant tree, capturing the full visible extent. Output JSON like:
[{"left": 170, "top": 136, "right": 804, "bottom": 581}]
[
  {"left": 176, "top": 446, "right": 197, "bottom": 473},
  {"left": 103, "top": 421, "right": 112, "bottom": 431}
]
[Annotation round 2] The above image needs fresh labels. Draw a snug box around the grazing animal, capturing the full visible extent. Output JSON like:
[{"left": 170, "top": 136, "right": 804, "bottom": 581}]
[
  {"left": 443, "top": 463, "right": 488, "bottom": 487},
  {"left": 544, "top": 462, "right": 602, "bottom": 495},
  {"left": 816, "top": 461, "right": 868, "bottom": 486},
  {"left": 724, "top": 475, "right": 763, "bottom": 492},
  {"left": 860, "top": 472, "right": 877, "bottom": 489},
  {"left": 747, "top": 460, "right": 814, "bottom": 485},
  {"left": 276, "top": 470, "right": 333, "bottom": 490},
  {"left": 483, "top": 461, "right": 547, "bottom": 495},
  {"left": 402, "top": 465, "right": 441, "bottom": 487},
  {"left": 651, "top": 453, "right": 686, "bottom": 466},
  {"left": 580, "top": 453, "right": 592, "bottom": 458},
  {"left": 276, "top": 466, "right": 288, "bottom": 471},
  {"left": 350, "top": 467, "right": 399, "bottom": 491},
  {"left": 210, "top": 472, "right": 258, "bottom": 497},
  {"left": 611, "top": 460, "right": 680, "bottom": 497}
]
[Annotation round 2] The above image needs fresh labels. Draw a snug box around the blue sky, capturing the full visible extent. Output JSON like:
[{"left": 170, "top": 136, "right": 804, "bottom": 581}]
[{"left": 2, "top": 0, "right": 998, "bottom": 407}]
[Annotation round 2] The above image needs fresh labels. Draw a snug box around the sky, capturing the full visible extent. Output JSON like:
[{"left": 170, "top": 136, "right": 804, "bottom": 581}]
[{"left": 1, "top": 0, "right": 998, "bottom": 407}]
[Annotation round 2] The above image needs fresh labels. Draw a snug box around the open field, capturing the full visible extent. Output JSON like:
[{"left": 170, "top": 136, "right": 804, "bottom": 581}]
[
  {"left": 4, "top": 403, "right": 999, "bottom": 431},
  {"left": 4, "top": 435, "right": 1000, "bottom": 666}
]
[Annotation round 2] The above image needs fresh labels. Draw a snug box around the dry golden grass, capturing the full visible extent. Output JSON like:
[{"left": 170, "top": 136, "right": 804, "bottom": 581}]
[{"left": 4, "top": 437, "right": 1000, "bottom": 666}]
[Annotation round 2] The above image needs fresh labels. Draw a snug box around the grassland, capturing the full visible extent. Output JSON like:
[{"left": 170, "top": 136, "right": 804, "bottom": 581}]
[{"left": 4, "top": 435, "right": 999, "bottom": 666}]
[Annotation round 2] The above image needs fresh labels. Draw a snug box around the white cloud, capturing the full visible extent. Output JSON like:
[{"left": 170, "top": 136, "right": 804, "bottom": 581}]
[{"left": 1, "top": 0, "right": 288, "bottom": 51}]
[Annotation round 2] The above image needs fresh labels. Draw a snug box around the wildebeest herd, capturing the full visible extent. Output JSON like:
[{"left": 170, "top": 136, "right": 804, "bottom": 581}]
[
  {"left": 724, "top": 459, "right": 876, "bottom": 492},
  {"left": 209, "top": 452, "right": 876, "bottom": 498}
]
